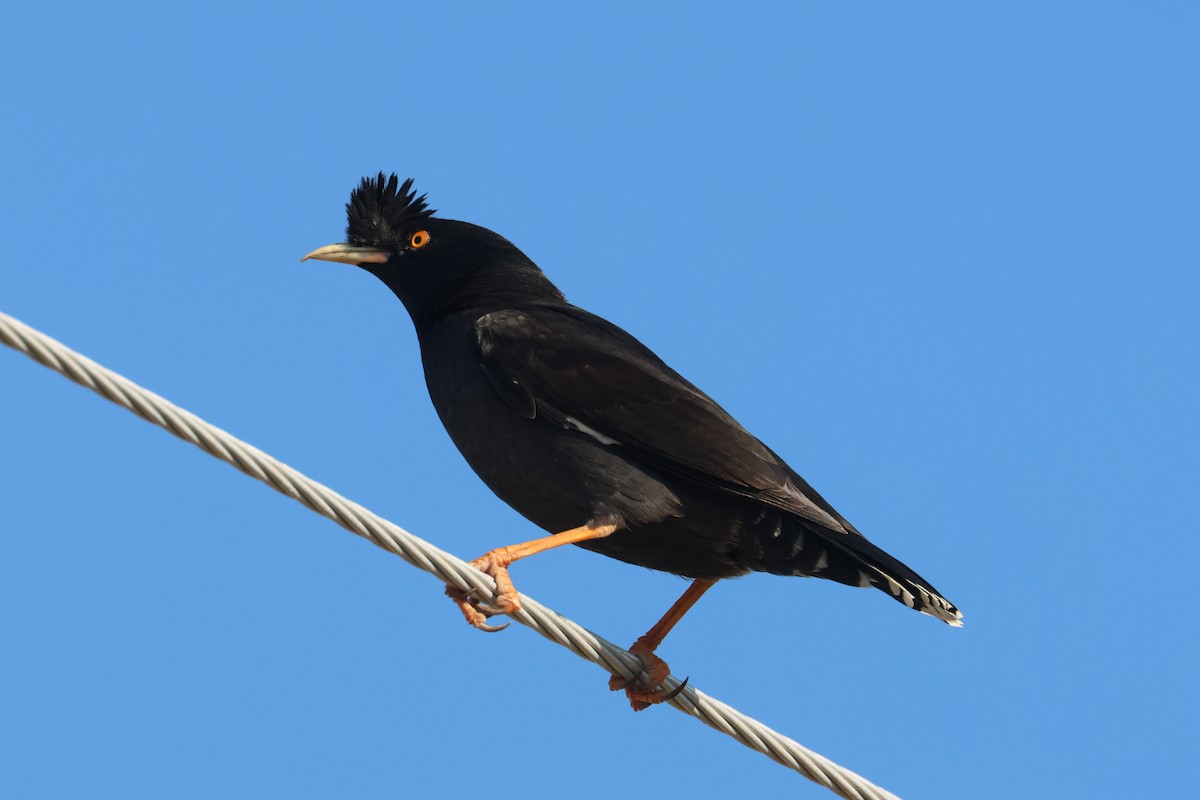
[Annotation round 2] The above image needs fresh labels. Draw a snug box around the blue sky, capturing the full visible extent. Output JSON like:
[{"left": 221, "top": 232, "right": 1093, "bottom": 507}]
[{"left": 2, "top": 3, "right": 1196, "bottom": 798}]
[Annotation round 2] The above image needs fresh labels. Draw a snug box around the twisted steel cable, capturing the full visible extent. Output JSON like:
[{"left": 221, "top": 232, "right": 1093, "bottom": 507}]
[{"left": 1, "top": 309, "right": 901, "bottom": 800}]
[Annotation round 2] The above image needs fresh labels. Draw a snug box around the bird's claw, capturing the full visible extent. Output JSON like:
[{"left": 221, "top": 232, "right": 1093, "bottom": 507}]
[
  {"left": 474, "top": 619, "right": 510, "bottom": 633},
  {"left": 660, "top": 676, "right": 689, "bottom": 703},
  {"left": 444, "top": 584, "right": 511, "bottom": 632},
  {"left": 608, "top": 674, "right": 689, "bottom": 711},
  {"left": 608, "top": 640, "right": 683, "bottom": 711},
  {"left": 444, "top": 553, "right": 522, "bottom": 632}
]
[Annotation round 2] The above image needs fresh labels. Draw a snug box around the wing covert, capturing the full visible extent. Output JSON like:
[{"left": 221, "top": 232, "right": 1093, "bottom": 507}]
[{"left": 475, "top": 305, "right": 854, "bottom": 533}]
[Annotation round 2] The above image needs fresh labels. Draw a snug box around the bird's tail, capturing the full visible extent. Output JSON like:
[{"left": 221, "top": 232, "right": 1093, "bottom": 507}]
[{"left": 742, "top": 510, "right": 963, "bottom": 626}]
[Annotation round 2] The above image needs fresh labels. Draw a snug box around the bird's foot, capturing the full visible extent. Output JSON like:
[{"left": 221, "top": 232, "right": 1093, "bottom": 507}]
[
  {"left": 444, "top": 549, "right": 522, "bottom": 632},
  {"left": 444, "top": 585, "right": 510, "bottom": 632},
  {"left": 608, "top": 636, "right": 687, "bottom": 711}
]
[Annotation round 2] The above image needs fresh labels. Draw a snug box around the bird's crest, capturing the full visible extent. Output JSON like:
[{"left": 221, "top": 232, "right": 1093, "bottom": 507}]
[{"left": 346, "top": 173, "right": 436, "bottom": 246}]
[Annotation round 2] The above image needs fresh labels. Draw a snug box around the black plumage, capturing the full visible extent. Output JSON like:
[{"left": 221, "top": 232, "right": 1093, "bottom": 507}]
[{"left": 303, "top": 174, "right": 961, "bottom": 708}]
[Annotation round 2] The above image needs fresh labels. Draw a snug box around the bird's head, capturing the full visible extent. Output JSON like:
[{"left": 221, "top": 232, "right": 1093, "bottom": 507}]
[{"left": 302, "top": 173, "right": 563, "bottom": 328}]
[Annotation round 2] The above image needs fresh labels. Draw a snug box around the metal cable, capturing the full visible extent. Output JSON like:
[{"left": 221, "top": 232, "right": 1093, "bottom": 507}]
[{"left": 1, "top": 308, "right": 901, "bottom": 800}]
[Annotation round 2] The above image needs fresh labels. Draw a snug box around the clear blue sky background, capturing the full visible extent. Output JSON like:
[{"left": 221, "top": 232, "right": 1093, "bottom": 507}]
[{"left": 2, "top": 3, "right": 1196, "bottom": 798}]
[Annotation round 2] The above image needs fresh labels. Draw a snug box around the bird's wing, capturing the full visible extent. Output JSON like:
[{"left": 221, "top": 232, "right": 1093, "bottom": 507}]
[{"left": 475, "top": 305, "right": 859, "bottom": 535}]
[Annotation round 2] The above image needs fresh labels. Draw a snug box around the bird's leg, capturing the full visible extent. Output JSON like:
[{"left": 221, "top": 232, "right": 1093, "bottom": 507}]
[
  {"left": 609, "top": 578, "right": 716, "bottom": 711},
  {"left": 446, "top": 522, "right": 619, "bottom": 631}
]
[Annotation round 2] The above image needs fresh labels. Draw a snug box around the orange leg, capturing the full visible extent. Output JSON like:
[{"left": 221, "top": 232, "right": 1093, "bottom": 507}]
[
  {"left": 445, "top": 522, "right": 619, "bottom": 631},
  {"left": 609, "top": 578, "right": 717, "bottom": 711}
]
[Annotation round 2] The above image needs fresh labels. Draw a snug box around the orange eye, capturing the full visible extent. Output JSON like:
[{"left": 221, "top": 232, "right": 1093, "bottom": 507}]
[{"left": 410, "top": 230, "right": 431, "bottom": 249}]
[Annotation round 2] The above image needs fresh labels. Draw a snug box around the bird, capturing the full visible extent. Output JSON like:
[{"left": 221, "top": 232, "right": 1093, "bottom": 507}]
[{"left": 302, "top": 173, "right": 962, "bottom": 710}]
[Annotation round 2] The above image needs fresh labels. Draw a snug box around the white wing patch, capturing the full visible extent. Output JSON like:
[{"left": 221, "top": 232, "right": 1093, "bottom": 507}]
[{"left": 564, "top": 415, "right": 619, "bottom": 446}]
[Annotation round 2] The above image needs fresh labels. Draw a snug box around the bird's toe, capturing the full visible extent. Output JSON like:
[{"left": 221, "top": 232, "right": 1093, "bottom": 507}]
[{"left": 471, "top": 592, "right": 521, "bottom": 616}]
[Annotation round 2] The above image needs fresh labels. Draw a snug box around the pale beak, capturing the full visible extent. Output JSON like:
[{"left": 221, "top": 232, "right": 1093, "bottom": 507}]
[{"left": 300, "top": 243, "right": 391, "bottom": 265}]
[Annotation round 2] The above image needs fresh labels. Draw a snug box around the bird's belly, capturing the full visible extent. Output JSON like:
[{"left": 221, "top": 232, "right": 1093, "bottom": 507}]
[
  {"left": 577, "top": 516, "right": 750, "bottom": 580},
  {"left": 447, "top": 411, "right": 596, "bottom": 531},
  {"left": 437, "top": 397, "right": 683, "bottom": 532},
  {"left": 420, "top": 328, "right": 608, "bottom": 531},
  {"left": 442, "top": 403, "right": 749, "bottom": 577}
]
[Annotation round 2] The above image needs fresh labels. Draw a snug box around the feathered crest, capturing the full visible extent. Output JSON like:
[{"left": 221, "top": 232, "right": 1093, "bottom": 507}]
[{"left": 345, "top": 173, "right": 436, "bottom": 246}]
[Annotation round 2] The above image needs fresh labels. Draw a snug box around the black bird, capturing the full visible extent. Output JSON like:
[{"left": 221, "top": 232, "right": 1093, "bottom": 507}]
[{"left": 303, "top": 174, "right": 961, "bottom": 710}]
